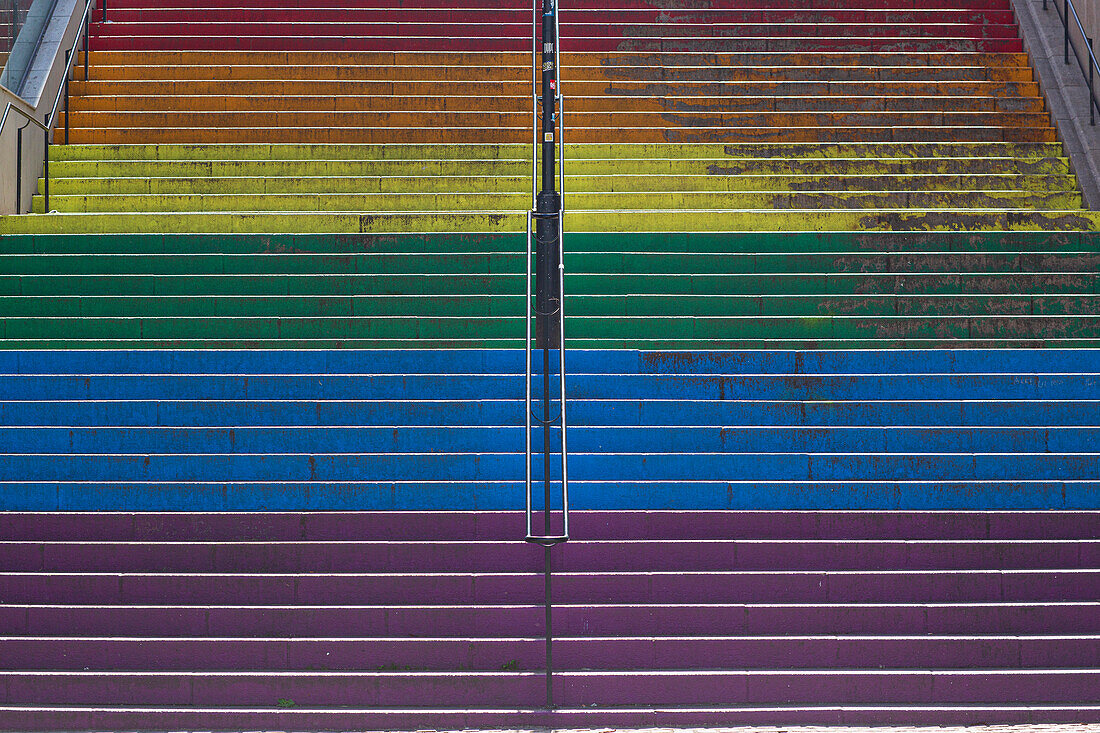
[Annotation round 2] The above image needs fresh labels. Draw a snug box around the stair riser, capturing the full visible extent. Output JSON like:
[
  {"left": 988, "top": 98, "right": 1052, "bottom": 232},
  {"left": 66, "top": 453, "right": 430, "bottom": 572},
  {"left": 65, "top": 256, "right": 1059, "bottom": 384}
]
[
  {"left": 4, "top": 636, "right": 1094, "bottom": 670},
  {"left": 6, "top": 510, "right": 1095, "bottom": 541},
  {"left": 2, "top": 572, "right": 1093, "bottom": 604},
  {"left": 98, "top": 10, "right": 1018, "bottom": 24},
  {"left": 3, "top": 426, "right": 1100, "bottom": 454},
  {"left": 9, "top": 604, "right": 1096, "bottom": 636},
  {"left": 4, "top": 481, "right": 1099, "bottom": 511},
  {"left": 3, "top": 374, "right": 1096, "bottom": 400},
  {"left": 1, "top": 670, "right": 1096, "bottom": 706},
  {"left": 5, "top": 454, "right": 1098, "bottom": 482},
  {"left": 7, "top": 346, "right": 1100, "bottom": 373},
  {"left": 99, "top": 0, "right": 1016, "bottom": 10},
  {"left": 2, "top": 707, "right": 1096, "bottom": 730},
  {"left": 9, "top": 295, "right": 1100, "bottom": 319},
  {"left": 5, "top": 401, "right": 1100, "bottom": 428},
  {"left": 86, "top": 37, "right": 1025, "bottom": 54},
  {"left": 2, "top": 541, "right": 1092, "bottom": 572}
]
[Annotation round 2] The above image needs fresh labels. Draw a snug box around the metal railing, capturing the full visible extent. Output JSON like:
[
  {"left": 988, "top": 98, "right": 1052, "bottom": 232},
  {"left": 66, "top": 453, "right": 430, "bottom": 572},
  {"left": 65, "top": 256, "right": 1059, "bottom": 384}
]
[
  {"left": 524, "top": 0, "right": 568, "bottom": 548},
  {"left": 1044, "top": 0, "right": 1100, "bottom": 125},
  {"left": 0, "top": 0, "right": 97, "bottom": 213},
  {"left": 525, "top": 0, "right": 568, "bottom": 712}
]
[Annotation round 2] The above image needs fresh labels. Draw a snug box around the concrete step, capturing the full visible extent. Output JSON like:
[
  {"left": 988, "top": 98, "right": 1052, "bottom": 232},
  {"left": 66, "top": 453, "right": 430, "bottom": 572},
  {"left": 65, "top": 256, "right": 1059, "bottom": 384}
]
[
  {"left": 4, "top": 294, "right": 1100, "bottom": 319},
  {"left": 44, "top": 142, "right": 1066, "bottom": 161},
  {"left": 0, "top": 668, "right": 1095, "bottom": 707},
  {"left": 6, "top": 510, "right": 1094, "bottom": 541},
  {"left": 29, "top": 190, "right": 1082, "bottom": 214},
  {"left": 2, "top": 230, "right": 1094, "bottom": 254},
  {"left": 39, "top": 174, "right": 1079, "bottom": 196},
  {"left": 3, "top": 634, "right": 1094, "bottom": 670},
  {"left": 1, "top": 539, "right": 1094, "bottom": 572},
  {"left": 5, "top": 569, "right": 1095, "bottom": 604},
  {"left": 5, "top": 601, "right": 1096, "bottom": 636},
  {"left": 4, "top": 398, "right": 1100, "bottom": 428},
  {"left": 4, "top": 424, "right": 1100, "bottom": 453},
  {"left": 1, "top": 705, "right": 1096, "bottom": 730}
]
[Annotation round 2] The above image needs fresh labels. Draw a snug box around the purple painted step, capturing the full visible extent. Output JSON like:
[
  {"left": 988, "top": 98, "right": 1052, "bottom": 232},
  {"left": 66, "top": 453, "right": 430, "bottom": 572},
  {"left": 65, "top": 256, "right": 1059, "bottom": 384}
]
[
  {"left": 6, "top": 511, "right": 1099, "bottom": 541},
  {"left": 2, "top": 538, "right": 1095, "bottom": 571},
  {"left": 2, "top": 510, "right": 1098, "bottom": 729},
  {"left": 2, "top": 570, "right": 1096, "bottom": 604},
  {"left": 3, "top": 669, "right": 1098, "bottom": 707},
  {"left": 3, "top": 705, "right": 1099, "bottom": 730},
  {"left": 3, "top": 635, "right": 1097, "bottom": 670},
  {"left": 8, "top": 602, "right": 1100, "bottom": 636}
]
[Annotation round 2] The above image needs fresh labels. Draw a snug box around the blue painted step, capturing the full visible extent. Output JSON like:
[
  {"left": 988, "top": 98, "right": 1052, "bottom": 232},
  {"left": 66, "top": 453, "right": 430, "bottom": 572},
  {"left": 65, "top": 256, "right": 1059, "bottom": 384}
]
[
  {"left": 3, "top": 400, "right": 1099, "bottom": 426},
  {"left": 1, "top": 349, "right": 1098, "bottom": 510},
  {"left": 2, "top": 374, "right": 1099, "bottom": 400},
  {"left": 3, "top": 426, "right": 1099, "bottom": 453},
  {"left": 5, "top": 349, "right": 1100, "bottom": 374},
  {"left": 3, "top": 481, "right": 1096, "bottom": 512}
]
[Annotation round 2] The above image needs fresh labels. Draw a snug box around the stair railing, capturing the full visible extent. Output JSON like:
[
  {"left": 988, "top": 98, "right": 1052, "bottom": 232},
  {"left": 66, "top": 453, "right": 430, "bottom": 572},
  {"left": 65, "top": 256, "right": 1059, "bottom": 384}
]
[
  {"left": 525, "top": 0, "right": 568, "bottom": 711},
  {"left": 0, "top": 0, "right": 97, "bottom": 213},
  {"left": 1043, "top": 0, "right": 1100, "bottom": 125},
  {"left": 524, "top": 0, "right": 568, "bottom": 548}
]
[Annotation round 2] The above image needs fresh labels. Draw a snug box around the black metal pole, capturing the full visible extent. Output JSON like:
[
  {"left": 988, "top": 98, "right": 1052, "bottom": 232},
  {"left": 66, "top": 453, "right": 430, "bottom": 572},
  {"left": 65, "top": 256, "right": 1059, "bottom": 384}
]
[
  {"left": 1091, "top": 37, "right": 1096, "bottom": 126},
  {"left": 83, "top": 15, "right": 89, "bottom": 81},
  {"left": 64, "top": 50, "right": 70, "bottom": 144},
  {"left": 15, "top": 126, "right": 22, "bottom": 213},
  {"left": 43, "top": 114, "right": 49, "bottom": 212},
  {"left": 534, "top": 0, "right": 560, "bottom": 711},
  {"left": 1065, "top": 0, "right": 1071, "bottom": 64}
]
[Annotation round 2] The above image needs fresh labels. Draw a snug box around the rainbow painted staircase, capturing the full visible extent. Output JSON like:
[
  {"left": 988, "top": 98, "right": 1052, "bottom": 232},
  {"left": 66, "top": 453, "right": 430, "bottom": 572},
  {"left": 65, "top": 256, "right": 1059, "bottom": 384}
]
[{"left": 1, "top": 0, "right": 1099, "bottom": 728}]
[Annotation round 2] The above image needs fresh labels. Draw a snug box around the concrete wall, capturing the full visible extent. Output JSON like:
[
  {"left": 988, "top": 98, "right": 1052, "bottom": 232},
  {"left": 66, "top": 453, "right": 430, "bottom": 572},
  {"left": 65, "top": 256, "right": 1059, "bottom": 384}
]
[{"left": 0, "top": 0, "right": 86, "bottom": 214}]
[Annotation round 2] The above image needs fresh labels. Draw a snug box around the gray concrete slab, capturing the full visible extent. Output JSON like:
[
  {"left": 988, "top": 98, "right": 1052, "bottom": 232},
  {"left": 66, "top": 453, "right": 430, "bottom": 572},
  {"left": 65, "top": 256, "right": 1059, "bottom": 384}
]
[{"left": 1014, "top": 0, "right": 1100, "bottom": 209}]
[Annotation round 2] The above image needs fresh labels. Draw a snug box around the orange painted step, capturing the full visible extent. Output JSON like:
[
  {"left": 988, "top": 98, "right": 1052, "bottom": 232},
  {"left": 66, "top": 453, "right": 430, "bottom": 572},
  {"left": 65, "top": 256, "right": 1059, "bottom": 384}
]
[
  {"left": 67, "top": 95, "right": 1047, "bottom": 115},
  {"left": 58, "top": 126, "right": 1057, "bottom": 145},
  {"left": 68, "top": 80, "right": 1044, "bottom": 99}
]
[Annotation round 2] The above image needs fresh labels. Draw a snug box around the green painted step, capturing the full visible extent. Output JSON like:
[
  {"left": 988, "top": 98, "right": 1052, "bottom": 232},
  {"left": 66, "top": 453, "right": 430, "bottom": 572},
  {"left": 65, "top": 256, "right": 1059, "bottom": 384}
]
[
  {"left": 3, "top": 251, "right": 1096, "bottom": 275},
  {"left": 5, "top": 338, "right": 1098, "bottom": 349},
  {"left": 4, "top": 273, "right": 1098, "bottom": 297},
  {"left": 39, "top": 174, "right": 1079, "bottom": 195},
  {"left": 3, "top": 314, "right": 1099, "bottom": 342},
  {"left": 1, "top": 294, "right": 1096, "bottom": 317},
  {"left": 30, "top": 190, "right": 1085, "bottom": 214}
]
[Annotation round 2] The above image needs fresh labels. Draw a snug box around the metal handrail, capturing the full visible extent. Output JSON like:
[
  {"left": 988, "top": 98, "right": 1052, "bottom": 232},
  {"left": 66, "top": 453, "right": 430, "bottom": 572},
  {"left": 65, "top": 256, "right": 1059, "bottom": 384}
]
[
  {"left": 1044, "top": 0, "right": 1100, "bottom": 125},
  {"left": 0, "top": 0, "right": 97, "bottom": 213},
  {"left": 524, "top": 0, "right": 568, "bottom": 548}
]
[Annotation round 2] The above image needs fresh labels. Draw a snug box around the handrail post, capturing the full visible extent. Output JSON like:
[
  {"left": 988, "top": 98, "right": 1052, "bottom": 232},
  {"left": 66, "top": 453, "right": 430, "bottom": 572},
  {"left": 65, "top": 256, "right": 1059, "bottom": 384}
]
[
  {"left": 1065, "top": 0, "right": 1071, "bottom": 64},
  {"left": 83, "top": 12, "right": 89, "bottom": 81},
  {"left": 15, "top": 126, "right": 22, "bottom": 213},
  {"left": 43, "top": 114, "right": 49, "bottom": 212},
  {"left": 1091, "top": 36, "right": 1097, "bottom": 126},
  {"left": 64, "top": 50, "right": 70, "bottom": 144}
]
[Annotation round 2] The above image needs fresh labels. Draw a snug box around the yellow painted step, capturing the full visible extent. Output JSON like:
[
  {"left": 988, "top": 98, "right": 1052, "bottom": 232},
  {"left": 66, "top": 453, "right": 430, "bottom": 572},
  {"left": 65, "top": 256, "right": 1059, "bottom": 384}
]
[
  {"left": 46, "top": 142, "right": 1069, "bottom": 161},
  {"left": 2, "top": 210, "right": 1097, "bottom": 235}
]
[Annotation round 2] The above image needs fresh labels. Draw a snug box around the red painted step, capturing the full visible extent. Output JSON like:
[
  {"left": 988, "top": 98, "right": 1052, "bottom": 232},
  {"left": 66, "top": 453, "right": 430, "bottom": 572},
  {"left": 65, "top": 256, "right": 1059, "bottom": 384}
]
[
  {"left": 100, "top": 9, "right": 1017, "bottom": 24},
  {"left": 100, "top": 0, "right": 1015, "bottom": 9},
  {"left": 88, "top": 35, "right": 1025, "bottom": 53}
]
